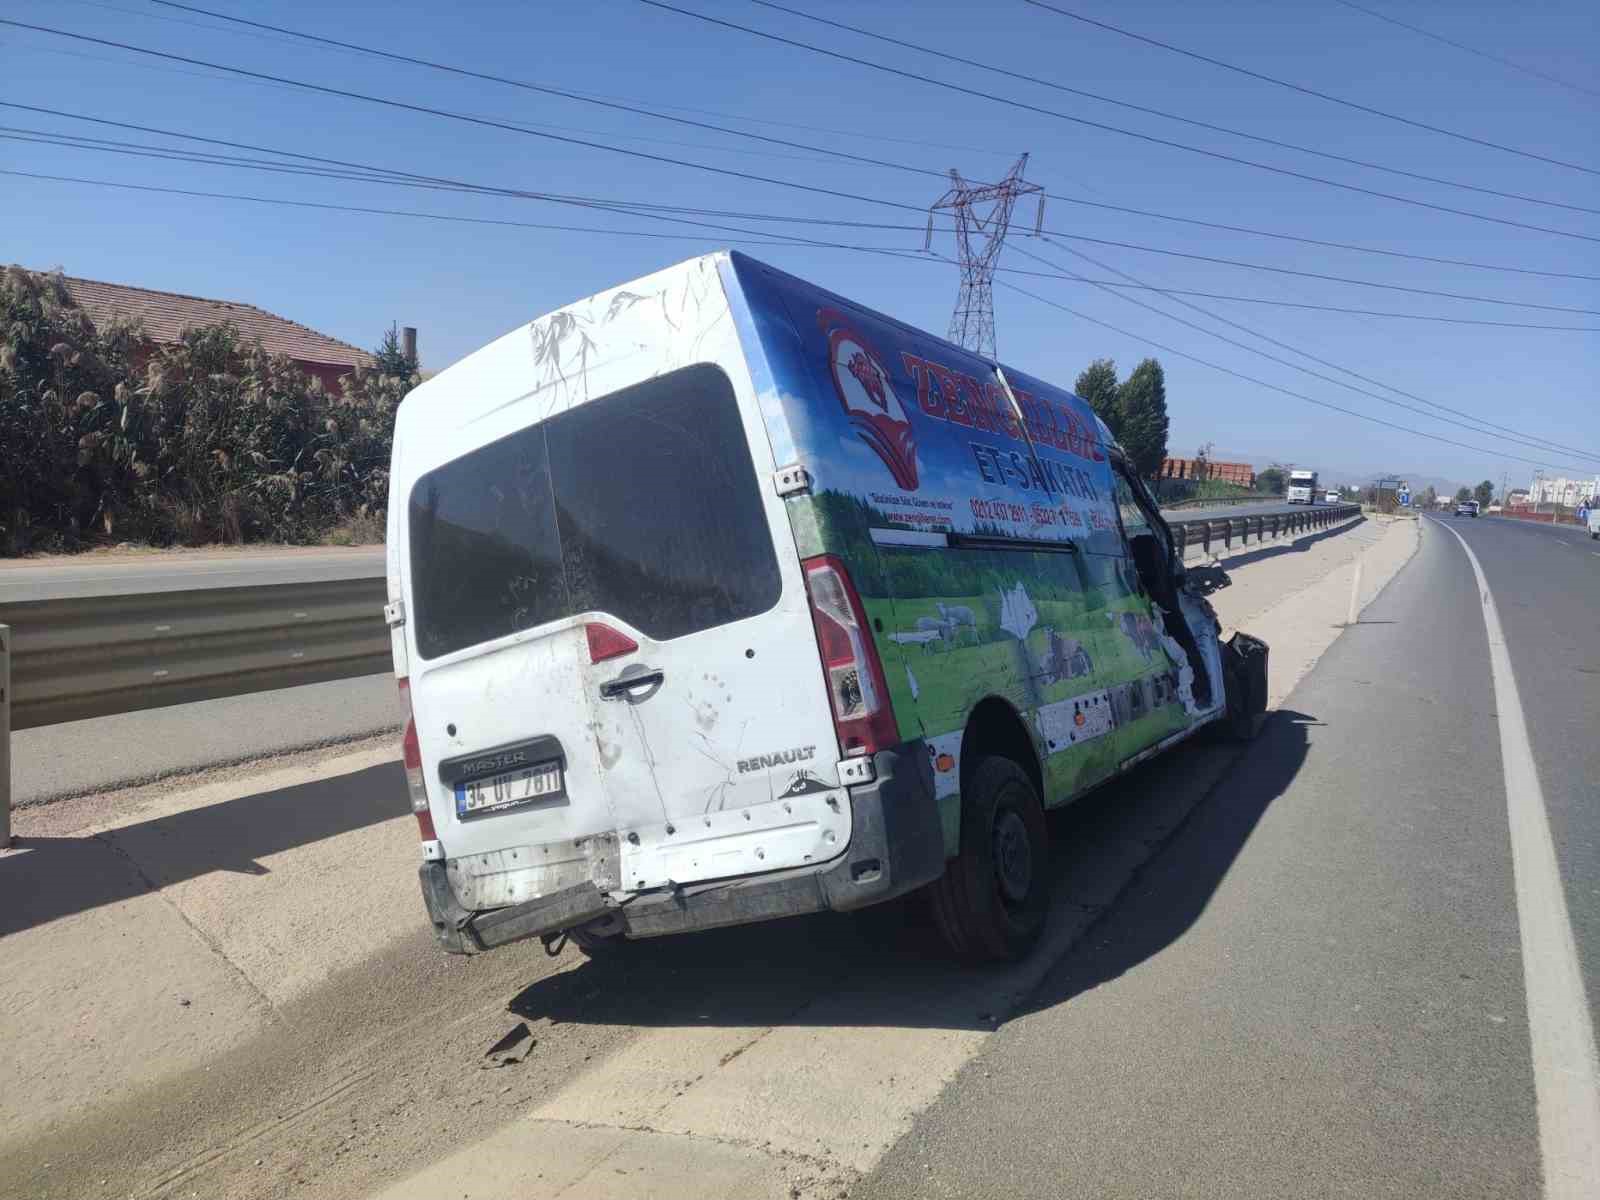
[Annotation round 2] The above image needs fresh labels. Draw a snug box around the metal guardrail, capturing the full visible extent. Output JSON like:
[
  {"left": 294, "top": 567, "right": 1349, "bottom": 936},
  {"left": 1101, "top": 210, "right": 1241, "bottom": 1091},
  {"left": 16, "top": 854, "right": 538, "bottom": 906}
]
[
  {"left": 2, "top": 577, "right": 389, "bottom": 733},
  {"left": 1168, "top": 503, "right": 1360, "bottom": 559}
]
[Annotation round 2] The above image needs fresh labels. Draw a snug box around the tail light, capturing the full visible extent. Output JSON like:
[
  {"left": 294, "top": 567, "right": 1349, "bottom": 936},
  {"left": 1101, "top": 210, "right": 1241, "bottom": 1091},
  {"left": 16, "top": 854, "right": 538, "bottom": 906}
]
[
  {"left": 802, "top": 554, "right": 898, "bottom": 758},
  {"left": 585, "top": 621, "right": 638, "bottom": 664},
  {"left": 396, "top": 678, "right": 436, "bottom": 841}
]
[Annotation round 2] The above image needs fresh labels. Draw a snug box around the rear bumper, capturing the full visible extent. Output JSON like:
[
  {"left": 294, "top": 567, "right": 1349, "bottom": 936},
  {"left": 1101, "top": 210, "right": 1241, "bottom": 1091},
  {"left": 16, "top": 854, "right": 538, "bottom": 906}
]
[{"left": 419, "top": 739, "right": 946, "bottom": 953}]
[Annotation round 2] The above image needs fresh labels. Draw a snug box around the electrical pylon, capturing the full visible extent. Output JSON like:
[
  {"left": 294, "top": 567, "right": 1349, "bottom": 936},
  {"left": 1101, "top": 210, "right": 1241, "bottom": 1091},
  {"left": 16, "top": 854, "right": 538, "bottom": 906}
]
[{"left": 925, "top": 154, "right": 1044, "bottom": 359}]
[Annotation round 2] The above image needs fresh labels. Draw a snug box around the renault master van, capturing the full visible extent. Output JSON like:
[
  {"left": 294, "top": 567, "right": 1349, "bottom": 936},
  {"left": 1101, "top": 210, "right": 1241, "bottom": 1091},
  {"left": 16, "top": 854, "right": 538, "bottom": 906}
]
[{"left": 387, "top": 252, "right": 1267, "bottom": 962}]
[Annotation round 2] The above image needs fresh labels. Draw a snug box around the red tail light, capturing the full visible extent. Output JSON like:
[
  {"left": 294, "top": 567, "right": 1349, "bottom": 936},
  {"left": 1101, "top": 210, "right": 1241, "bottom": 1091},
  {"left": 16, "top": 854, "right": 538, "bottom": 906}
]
[
  {"left": 585, "top": 621, "right": 638, "bottom": 664},
  {"left": 396, "top": 678, "right": 436, "bottom": 841},
  {"left": 802, "top": 554, "right": 898, "bottom": 758}
]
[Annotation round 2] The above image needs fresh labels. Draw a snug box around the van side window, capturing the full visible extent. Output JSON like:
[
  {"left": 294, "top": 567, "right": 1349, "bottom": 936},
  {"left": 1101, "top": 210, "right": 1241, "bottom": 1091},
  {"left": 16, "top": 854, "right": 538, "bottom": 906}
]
[
  {"left": 409, "top": 363, "right": 781, "bottom": 658},
  {"left": 1113, "top": 471, "right": 1152, "bottom": 539}
]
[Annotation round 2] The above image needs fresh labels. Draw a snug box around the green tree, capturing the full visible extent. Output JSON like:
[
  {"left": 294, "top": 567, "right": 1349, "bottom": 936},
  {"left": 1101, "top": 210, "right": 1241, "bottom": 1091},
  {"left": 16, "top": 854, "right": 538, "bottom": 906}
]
[
  {"left": 1257, "top": 466, "right": 1287, "bottom": 495},
  {"left": 1454, "top": 486, "right": 1471, "bottom": 504},
  {"left": 373, "top": 323, "right": 419, "bottom": 379},
  {"left": 1073, "top": 359, "right": 1120, "bottom": 438},
  {"left": 1115, "top": 357, "right": 1169, "bottom": 477},
  {"left": 1421, "top": 485, "right": 1437, "bottom": 509},
  {"left": 1473, "top": 480, "right": 1494, "bottom": 507}
]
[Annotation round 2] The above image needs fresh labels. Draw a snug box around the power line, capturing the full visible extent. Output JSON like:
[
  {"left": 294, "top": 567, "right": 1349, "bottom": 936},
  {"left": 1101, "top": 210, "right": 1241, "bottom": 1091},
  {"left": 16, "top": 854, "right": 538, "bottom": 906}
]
[
  {"left": 627, "top": 1, "right": 1600, "bottom": 243},
  {"left": 1015, "top": 239, "right": 1600, "bottom": 463},
  {"left": 0, "top": 18, "right": 968, "bottom": 216},
  {"left": 11, "top": 135, "right": 1597, "bottom": 335},
  {"left": 1329, "top": 0, "right": 1600, "bottom": 99},
  {"left": 15, "top": 119, "right": 1600, "bottom": 326},
  {"left": 10, "top": 105, "right": 1597, "bottom": 323},
  {"left": 1001, "top": 229, "right": 1600, "bottom": 316},
  {"left": 72, "top": 10, "right": 1592, "bottom": 277},
  {"left": 14, "top": 20, "right": 1600, "bottom": 274},
  {"left": 1022, "top": 0, "right": 1600, "bottom": 176},
  {"left": 1036, "top": 194, "right": 1600, "bottom": 283},
  {"left": 135, "top": 3, "right": 967, "bottom": 190},
  {"left": 7, "top": 165, "right": 1583, "bottom": 473},
  {"left": 0, "top": 168, "right": 919, "bottom": 252},
  {"left": 739, "top": 0, "right": 1599, "bottom": 216},
  {"left": 995, "top": 277, "right": 1589, "bottom": 473}
]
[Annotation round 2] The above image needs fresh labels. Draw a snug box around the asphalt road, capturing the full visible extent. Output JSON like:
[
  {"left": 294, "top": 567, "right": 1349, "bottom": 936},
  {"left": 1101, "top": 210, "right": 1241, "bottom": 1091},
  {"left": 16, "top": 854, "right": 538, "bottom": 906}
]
[
  {"left": 859, "top": 513, "right": 1595, "bottom": 1198},
  {"left": 1429, "top": 513, "right": 1600, "bottom": 1018}
]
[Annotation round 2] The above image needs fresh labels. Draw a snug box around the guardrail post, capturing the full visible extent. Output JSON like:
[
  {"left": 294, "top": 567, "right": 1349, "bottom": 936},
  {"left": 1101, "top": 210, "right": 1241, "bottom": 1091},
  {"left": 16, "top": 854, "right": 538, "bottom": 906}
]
[{"left": 1, "top": 623, "right": 10, "bottom": 849}]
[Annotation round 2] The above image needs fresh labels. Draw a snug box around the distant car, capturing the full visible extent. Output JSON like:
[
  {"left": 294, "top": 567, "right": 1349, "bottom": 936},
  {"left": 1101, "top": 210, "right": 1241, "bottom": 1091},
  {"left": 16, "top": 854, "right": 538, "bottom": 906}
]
[
  {"left": 1456, "top": 500, "right": 1480, "bottom": 518},
  {"left": 1487, "top": 504, "right": 1503, "bottom": 514},
  {"left": 1324, "top": 491, "right": 1340, "bottom": 504}
]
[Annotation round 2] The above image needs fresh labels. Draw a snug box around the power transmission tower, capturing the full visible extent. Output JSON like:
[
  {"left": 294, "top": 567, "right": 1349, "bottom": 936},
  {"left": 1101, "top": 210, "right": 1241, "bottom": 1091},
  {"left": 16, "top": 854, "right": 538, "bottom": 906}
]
[{"left": 925, "top": 153, "right": 1044, "bottom": 359}]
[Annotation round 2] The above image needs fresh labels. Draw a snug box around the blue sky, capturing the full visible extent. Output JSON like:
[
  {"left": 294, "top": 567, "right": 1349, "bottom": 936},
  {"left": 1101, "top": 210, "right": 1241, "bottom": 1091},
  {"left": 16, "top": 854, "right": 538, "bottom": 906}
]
[{"left": 3, "top": 0, "right": 1595, "bottom": 490}]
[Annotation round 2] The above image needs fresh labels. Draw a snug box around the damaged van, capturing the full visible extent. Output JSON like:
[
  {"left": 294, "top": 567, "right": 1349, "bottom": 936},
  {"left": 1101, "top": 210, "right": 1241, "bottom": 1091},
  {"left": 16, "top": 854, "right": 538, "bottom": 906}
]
[{"left": 387, "top": 252, "right": 1267, "bottom": 962}]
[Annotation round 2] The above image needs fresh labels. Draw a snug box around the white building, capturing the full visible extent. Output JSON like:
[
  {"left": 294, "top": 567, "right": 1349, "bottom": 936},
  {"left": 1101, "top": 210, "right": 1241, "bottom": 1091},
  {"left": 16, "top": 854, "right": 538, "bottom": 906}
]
[{"left": 1527, "top": 475, "right": 1600, "bottom": 507}]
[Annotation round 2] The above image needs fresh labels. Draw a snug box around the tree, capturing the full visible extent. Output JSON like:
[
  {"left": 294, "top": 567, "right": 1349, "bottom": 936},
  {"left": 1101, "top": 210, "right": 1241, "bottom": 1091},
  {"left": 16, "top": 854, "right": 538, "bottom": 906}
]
[
  {"left": 1421, "top": 485, "right": 1437, "bottom": 510},
  {"left": 1115, "top": 357, "right": 1169, "bottom": 478},
  {"left": 1257, "top": 465, "right": 1288, "bottom": 495},
  {"left": 1474, "top": 479, "right": 1494, "bottom": 507},
  {"left": 372, "top": 323, "right": 419, "bottom": 379},
  {"left": 1454, "top": 486, "right": 1471, "bottom": 504},
  {"left": 1194, "top": 441, "right": 1214, "bottom": 482},
  {"left": 1073, "top": 359, "right": 1120, "bottom": 439}
]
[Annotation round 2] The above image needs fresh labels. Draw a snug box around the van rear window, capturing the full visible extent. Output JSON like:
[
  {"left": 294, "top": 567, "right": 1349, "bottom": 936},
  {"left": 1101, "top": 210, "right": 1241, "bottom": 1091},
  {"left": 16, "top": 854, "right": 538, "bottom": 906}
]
[{"left": 408, "top": 363, "right": 781, "bottom": 659}]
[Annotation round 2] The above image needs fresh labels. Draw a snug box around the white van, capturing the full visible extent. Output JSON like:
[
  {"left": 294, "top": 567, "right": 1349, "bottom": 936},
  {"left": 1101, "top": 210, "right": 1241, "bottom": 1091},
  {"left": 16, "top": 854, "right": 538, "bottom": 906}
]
[{"left": 387, "top": 253, "right": 1268, "bottom": 961}]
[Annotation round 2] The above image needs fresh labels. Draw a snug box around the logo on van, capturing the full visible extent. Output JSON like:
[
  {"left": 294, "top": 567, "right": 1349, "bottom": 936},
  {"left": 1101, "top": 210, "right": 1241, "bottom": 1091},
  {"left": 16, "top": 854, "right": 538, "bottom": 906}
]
[{"left": 818, "top": 308, "right": 919, "bottom": 491}]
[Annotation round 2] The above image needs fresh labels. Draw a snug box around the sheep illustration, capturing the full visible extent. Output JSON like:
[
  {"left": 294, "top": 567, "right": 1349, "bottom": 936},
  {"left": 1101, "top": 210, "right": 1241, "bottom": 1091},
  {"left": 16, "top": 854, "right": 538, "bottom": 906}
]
[{"left": 936, "top": 601, "right": 979, "bottom": 644}]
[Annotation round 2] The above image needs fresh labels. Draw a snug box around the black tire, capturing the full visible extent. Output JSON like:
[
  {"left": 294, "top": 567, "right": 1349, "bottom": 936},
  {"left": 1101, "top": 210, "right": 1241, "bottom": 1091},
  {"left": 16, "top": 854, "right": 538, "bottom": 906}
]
[
  {"left": 928, "top": 756, "right": 1050, "bottom": 962},
  {"left": 569, "top": 925, "right": 631, "bottom": 959}
]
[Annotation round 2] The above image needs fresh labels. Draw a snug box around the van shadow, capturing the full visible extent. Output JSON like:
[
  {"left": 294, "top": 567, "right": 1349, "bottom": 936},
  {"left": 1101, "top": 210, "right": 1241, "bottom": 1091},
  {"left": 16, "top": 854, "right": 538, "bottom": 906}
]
[
  {"left": 507, "top": 712, "right": 1314, "bottom": 1033},
  {"left": 0, "top": 762, "right": 407, "bottom": 938},
  {"left": 1199, "top": 517, "right": 1366, "bottom": 572}
]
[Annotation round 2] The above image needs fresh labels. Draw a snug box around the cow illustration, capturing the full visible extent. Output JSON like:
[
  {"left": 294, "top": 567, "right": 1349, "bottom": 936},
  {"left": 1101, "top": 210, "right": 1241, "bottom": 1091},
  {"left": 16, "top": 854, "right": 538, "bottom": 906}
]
[
  {"left": 1038, "top": 628, "right": 1093, "bottom": 685},
  {"left": 847, "top": 350, "right": 889, "bottom": 412},
  {"left": 1109, "top": 611, "right": 1162, "bottom": 662}
]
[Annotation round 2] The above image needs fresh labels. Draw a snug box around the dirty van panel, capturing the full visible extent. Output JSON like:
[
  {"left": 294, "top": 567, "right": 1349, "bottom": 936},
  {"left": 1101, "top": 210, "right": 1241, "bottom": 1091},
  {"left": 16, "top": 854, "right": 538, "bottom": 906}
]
[{"left": 402, "top": 269, "right": 850, "bottom": 905}]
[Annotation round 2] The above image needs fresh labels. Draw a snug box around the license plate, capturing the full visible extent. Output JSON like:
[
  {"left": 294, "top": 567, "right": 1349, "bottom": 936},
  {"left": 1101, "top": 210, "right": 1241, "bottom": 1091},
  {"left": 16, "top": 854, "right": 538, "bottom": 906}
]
[{"left": 455, "top": 762, "right": 563, "bottom": 816}]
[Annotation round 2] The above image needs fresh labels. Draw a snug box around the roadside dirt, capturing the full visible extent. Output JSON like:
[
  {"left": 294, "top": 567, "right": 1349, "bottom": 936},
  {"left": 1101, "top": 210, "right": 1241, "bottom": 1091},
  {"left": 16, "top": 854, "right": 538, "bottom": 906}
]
[{"left": 0, "top": 516, "right": 1419, "bottom": 1200}]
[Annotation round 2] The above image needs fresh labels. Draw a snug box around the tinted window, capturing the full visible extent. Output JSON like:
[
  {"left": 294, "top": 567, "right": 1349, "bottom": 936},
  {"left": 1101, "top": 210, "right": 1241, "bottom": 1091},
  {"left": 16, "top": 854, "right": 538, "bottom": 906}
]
[
  {"left": 1113, "top": 470, "right": 1152, "bottom": 538},
  {"left": 410, "top": 363, "right": 781, "bottom": 659}
]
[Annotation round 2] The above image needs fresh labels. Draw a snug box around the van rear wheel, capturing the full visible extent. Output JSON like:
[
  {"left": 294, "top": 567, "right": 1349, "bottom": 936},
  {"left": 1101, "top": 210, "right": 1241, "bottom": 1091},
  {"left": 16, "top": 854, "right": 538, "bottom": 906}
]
[{"left": 929, "top": 756, "right": 1049, "bottom": 962}]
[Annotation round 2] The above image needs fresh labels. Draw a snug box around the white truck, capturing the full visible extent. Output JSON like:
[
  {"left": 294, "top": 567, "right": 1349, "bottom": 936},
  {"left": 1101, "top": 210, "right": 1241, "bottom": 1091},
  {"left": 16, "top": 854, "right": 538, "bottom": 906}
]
[{"left": 1287, "top": 469, "right": 1318, "bottom": 504}]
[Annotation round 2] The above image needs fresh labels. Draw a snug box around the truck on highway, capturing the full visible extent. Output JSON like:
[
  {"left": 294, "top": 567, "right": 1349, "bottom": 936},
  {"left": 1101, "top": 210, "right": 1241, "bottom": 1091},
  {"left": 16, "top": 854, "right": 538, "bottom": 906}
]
[
  {"left": 386, "top": 252, "right": 1268, "bottom": 963},
  {"left": 1287, "top": 469, "right": 1318, "bottom": 504}
]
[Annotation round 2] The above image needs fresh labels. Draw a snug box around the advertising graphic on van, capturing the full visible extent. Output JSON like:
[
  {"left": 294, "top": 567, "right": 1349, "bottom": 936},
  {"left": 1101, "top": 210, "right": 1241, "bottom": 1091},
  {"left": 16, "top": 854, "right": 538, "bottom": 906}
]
[{"left": 797, "top": 302, "right": 1118, "bottom": 549}]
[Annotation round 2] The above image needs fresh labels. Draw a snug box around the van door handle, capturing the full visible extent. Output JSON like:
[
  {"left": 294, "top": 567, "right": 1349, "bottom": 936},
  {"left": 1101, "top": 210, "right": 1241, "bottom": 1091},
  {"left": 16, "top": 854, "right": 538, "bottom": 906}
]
[{"left": 599, "top": 668, "right": 664, "bottom": 701}]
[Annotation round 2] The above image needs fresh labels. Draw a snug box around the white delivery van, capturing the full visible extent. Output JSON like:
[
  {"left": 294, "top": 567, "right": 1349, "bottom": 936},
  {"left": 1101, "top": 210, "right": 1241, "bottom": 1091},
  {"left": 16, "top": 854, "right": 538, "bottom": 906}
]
[{"left": 387, "top": 253, "right": 1268, "bottom": 962}]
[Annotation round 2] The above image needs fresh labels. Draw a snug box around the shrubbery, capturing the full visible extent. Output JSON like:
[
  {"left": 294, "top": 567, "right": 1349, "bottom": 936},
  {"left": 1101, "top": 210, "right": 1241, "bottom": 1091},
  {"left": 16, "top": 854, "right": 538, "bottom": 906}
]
[{"left": 0, "top": 267, "right": 413, "bottom": 554}]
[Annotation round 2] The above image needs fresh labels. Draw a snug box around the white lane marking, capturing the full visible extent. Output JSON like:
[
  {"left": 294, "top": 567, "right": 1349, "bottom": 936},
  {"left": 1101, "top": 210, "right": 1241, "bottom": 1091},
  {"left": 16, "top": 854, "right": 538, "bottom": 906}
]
[{"left": 1435, "top": 519, "right": 1600, "bottom": 1199}]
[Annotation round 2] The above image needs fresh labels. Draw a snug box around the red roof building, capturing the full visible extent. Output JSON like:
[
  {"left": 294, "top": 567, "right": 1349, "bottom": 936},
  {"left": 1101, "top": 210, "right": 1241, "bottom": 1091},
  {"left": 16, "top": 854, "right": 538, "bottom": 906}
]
[{"left": 58, "top": 275, "right": 374, "bottom": 392}]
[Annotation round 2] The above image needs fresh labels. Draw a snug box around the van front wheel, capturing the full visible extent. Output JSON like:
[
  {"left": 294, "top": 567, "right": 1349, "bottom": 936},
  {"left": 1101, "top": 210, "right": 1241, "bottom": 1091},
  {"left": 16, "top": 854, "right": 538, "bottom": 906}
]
[{"left": 929, "top": 756, "right": 1049, "bottom": 962}]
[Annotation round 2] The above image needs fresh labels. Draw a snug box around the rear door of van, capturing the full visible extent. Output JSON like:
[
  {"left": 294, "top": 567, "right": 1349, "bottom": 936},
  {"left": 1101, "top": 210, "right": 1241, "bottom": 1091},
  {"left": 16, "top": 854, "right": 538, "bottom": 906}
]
[{"left": 399, "top": 265, "right": 849, "bottom": 910}]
